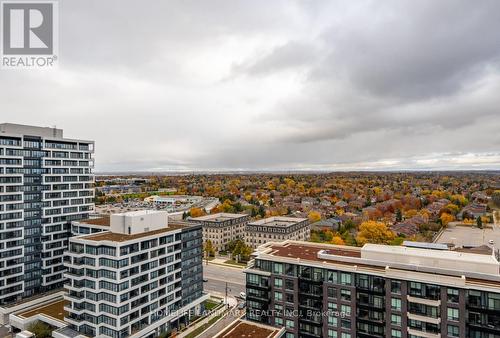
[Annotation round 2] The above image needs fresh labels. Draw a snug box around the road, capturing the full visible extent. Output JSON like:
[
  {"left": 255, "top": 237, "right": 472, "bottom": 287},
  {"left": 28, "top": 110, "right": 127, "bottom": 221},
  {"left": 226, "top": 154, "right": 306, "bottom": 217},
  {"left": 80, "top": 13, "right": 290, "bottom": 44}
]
[{"left": 203, "top": 263, "right": 245, "bottom": 297}]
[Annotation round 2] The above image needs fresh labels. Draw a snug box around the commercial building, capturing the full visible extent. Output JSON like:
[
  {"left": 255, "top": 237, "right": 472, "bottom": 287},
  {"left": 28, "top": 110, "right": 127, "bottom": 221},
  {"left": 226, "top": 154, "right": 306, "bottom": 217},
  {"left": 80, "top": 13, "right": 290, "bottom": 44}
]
[
  {"left": 0, "top": 123, "right": 94, "bottom": 305},
  {"left": 189, "top": 213, "right": 250, "bottom": 252},
  {"left": 64, "top": 210, "right": 207, "bottom": 338},
  {"left": 244, "top": 240, "right": 500, "bottom": 338},
  {"left": 245, "top": 217, "right": 310, "bottom": 249}
]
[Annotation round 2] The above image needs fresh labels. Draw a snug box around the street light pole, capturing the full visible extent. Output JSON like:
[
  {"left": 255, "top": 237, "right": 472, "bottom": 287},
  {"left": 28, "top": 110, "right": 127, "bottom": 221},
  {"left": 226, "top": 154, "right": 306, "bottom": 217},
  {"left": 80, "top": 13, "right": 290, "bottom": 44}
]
[{"left": 225, "top": 282, "right": 231, "bottom": 309}]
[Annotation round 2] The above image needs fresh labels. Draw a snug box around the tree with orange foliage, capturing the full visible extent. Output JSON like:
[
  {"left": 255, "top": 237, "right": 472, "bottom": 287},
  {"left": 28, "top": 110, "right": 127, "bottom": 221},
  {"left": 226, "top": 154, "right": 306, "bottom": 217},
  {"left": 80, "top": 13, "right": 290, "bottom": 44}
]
[
  {"left": 190, "top": 207, "right": 205, "bottom": 218},
  {"left": 356, "top": 221, "right": 395, "bottom": 246}
]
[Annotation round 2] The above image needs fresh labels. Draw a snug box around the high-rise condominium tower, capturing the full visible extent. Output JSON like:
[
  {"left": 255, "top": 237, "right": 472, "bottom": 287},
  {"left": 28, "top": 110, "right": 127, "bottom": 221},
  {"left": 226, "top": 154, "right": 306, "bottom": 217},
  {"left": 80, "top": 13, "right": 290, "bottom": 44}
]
[{"left": 0, "top": 123, "right": 94, "bottom": 304}]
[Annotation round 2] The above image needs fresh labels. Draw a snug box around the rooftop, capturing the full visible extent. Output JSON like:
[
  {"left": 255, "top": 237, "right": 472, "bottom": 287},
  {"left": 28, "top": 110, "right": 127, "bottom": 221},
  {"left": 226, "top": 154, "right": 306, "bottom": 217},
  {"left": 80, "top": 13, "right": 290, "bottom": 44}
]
[
  {"left": 79, "top": 216, "right": 110, "bottom": 226},
  {"left": 19, "top": 299, "right": 67, "bottom": 322},
  {"left": 78, "top": 221, "right": 189, "bottom": 242},
  {"left": 254, "top": 240, "right": 500, "bottom": 282},
  {"left": 248, "top": 216, "right": 308, "bottom": 227},
  {"left": 0, "top": 123, "right": 63, "bottom": 138},
  {"left": 216, "top": 319, "right": 284, "bottom": 338},
  {"left": 270, "top": 242, "right": 361, "bottom": 262},
  {"left": 191, "top": 213, "right": 248, "bottom": 222}
]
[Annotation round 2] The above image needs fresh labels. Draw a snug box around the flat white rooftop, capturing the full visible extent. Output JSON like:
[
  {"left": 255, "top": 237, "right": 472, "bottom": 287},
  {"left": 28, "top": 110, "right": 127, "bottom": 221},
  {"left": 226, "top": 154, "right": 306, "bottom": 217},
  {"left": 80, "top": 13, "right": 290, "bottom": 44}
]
[{"left": 360, "top": 243, "right": 499, "bottom": 275}]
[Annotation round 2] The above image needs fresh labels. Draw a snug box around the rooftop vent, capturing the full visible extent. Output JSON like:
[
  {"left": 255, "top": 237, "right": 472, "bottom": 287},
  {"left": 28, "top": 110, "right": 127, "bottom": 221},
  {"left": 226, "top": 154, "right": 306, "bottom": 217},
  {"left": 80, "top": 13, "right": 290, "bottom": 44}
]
[{"left": 403, "top": 241, "right": 449, "bottom": 251}]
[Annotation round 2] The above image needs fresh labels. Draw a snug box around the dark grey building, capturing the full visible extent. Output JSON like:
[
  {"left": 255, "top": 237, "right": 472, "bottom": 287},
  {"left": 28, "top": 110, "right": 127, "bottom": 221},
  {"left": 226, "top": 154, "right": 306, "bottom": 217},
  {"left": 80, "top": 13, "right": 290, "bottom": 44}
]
[
  {"left": 245, "top": 240, "right": 500, "bottom": 338},
  {"left": 0, "top": 123, "right": 94, "bottom": 304}
]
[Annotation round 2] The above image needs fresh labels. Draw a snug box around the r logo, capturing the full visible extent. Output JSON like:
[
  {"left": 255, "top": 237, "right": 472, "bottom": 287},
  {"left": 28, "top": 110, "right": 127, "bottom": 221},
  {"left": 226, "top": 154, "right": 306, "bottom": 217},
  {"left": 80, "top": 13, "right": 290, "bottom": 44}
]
[{"left": 2, "top": 2, "right": 53, "bottom": 55}]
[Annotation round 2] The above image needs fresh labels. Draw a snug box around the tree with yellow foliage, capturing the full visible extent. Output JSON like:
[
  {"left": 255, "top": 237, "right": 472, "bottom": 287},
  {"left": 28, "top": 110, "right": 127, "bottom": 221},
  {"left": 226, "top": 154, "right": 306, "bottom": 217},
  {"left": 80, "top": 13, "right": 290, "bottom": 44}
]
[
  {"left": 331, "top": 236, "right": 345, "bottom": 245},
  {"left": 440, "top": 212, "right": 454, "bottom": 227},
  {"left": 356, "top": 221, "right": 395, "bottom": 246},
  {"left": 308, "top": 211, "right": 321, "bottom": 223}
]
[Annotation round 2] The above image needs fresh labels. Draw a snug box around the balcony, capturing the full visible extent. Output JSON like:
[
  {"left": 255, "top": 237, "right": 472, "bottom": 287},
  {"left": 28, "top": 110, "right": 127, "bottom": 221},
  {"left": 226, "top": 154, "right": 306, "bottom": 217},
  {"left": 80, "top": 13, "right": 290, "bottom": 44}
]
[
  {"left": 408, "top": 312, "right": 441, "bottom": 325},
  {"left": 407, "top": 295, "right": 441, "bottom": 307},
  {"left": 407, "top": 327, "right": 440, "bottom": 338}
]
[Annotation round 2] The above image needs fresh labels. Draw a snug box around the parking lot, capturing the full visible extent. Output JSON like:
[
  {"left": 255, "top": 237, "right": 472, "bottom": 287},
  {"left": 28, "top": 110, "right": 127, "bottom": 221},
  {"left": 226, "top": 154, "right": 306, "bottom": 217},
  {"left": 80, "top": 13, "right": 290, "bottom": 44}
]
[{"left": 435, "top": 224, "right": 500, "bottom": 251}]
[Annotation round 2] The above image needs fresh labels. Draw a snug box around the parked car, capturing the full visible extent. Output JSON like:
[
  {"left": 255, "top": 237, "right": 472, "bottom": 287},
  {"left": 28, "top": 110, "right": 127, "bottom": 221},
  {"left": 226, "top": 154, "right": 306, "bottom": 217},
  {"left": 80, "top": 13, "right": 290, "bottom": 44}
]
[{"left": 239, "top": 292, "right": 246, "bottom": 299}]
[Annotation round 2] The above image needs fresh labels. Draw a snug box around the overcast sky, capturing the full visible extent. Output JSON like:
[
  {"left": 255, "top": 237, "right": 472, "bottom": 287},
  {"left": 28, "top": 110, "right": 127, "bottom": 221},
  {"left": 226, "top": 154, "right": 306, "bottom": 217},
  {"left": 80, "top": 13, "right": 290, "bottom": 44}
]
[{"left": 2, "top": 0, "right": 500, "bottom": 172}]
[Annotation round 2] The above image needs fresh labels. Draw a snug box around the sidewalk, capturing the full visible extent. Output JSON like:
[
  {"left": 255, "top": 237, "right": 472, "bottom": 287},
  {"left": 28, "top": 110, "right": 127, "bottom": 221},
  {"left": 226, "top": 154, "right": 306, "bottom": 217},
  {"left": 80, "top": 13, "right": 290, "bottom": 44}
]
[
  {"left": 207, "top": 257, "right": 247, "bottom": 269},
  {"left": 176, "top": 295, "right": 237, "bottom": 338}
]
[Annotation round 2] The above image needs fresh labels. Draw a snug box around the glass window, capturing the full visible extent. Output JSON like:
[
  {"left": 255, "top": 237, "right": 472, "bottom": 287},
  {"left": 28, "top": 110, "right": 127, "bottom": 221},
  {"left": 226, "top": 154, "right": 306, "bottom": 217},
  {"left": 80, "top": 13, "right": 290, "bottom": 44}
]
[
  {"left": 447, "top": 324, "right": 459, "bottom": 337},
  {"left": 488, "top": 293, "right": 500, "bottom": 310},
  {"left": 391, "top": 281, "right": 401, "bottom": 294},
  {"left": 447, "top": 307, "right": 459, "bottom": 321},
  {"left": 327, "top": 271, "right": 338, "bottom": 283},
  {"left": 391, "top": 314, "right": 401, "bottom": 326},
  {"left": 273, "top": 263, "right": 283, "bottom": 274},
  {"left": 328, "top": 316, "right": 338, "bottom": 327},
  {"left": 340, "top": 273, "right": 351, "bottom": 285},
  {"left": 274, "top": 278, "right": 283, "bottom": 288},
  {"left": 391, "top": 298, "right": 401, "bottom": 311},
  {"left": 340, "top": 289, "right": 351, "bottom": 301},
  {"left": 274, "top": 291, "right": 283, "bottom": 301},
  {"left": 328, "top": 287, "right": 337, "bottom": 298},
  {"left": 341, "top": 305, "right": 351, "bottom": 316},
  {"left": 285, "top": 319, "right": 294, "bottom": 329},
  {"left": 275, "top": 317, "right": 283, "bottom": 326},
  {"left": 447, "top": 288, "right": 459, "bottom": 303},
  {"left": 328, "top": 329, "right": 337, "bottom": 338},
  {"left": 341, "top": 333, "right": 351, "bottom": 338},
  {"left": 391, "top": 329, "right": 402, "bottom": 338}
]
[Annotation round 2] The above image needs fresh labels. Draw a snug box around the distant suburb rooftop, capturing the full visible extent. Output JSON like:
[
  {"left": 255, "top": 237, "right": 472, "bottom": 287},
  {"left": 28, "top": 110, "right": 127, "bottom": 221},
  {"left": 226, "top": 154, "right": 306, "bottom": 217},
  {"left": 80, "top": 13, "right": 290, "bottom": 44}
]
[{"left": 191, "top": 212, "right": 249, "bottom": 222}]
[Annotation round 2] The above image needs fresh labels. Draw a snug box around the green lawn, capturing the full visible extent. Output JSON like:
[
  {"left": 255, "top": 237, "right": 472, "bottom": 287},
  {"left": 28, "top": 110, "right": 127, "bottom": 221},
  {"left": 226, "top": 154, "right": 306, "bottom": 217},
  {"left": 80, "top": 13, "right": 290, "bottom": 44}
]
[{"left": 204, "top": 299, "right": 220, "bottom": 311}]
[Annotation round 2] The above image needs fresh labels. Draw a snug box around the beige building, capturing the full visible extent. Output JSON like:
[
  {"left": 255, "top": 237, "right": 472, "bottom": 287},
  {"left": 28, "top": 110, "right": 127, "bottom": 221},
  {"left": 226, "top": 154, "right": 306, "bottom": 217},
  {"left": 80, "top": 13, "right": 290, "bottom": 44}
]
[
  {"left": 245, "top": 216, "right": 310, "bottom": 249},
  {"left": 188, "top": 213, "right": 250, "bottom": 252}
]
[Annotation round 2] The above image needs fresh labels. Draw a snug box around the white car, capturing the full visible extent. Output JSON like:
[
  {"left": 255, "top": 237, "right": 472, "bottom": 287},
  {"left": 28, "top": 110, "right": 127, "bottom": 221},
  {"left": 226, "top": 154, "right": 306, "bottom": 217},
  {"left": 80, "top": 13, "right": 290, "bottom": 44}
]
[
  {"left": 239, "top": 292, "right": 247, "bottom": 299},
  {"left": 489, "top": 240, "right": 495, "bottom": 245}
]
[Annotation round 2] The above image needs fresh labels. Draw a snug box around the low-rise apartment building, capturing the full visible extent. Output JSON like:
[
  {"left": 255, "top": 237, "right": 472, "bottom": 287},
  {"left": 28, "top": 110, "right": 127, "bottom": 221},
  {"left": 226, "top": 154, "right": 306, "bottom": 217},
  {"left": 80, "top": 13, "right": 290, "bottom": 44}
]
[
  {"left": 189, "top": 213, "right": 250, "bottom": 252},
  {"left": 64, "top": 210, "right": 207, "bottom": 338},
  {"left": 245, "top": 217, "right": 310, "bottom": 249},
  {"left": 244, "top": 240, "right": 500, "bottom": 338}
]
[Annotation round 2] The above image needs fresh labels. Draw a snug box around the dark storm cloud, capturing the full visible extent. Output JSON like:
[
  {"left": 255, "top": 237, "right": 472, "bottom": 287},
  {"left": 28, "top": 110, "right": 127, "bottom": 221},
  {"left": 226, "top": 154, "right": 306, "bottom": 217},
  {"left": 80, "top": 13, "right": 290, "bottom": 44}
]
[{"left": 1, "top": 0, "right": 499, "bottom": 171}]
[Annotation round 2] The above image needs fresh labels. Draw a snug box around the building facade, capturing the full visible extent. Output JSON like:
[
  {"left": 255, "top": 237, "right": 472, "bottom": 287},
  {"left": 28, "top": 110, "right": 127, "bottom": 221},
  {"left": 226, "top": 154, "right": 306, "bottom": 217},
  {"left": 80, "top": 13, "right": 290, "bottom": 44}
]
[
  {"left": 64, "top": 210, "right": 207, "bottom": 338},
  {"left": 245, "top": 217, "right": 310, "bottom": 249},
  {"left": 245, "top": 240, "right": 500, "bottom": 338},
  {"left": 189, "top": 213, "right": 250, "bottom": 252},
  {"left": 0, "top": 123, "right": 94, "bottom": 305}
]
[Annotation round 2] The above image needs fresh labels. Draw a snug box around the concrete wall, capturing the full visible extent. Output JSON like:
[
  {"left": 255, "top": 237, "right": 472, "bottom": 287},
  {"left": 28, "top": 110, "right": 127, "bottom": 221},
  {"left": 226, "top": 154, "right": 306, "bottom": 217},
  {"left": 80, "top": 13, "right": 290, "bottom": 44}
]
[{"left": 110, "top": 210, "right": 168, "bottom": 234}]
